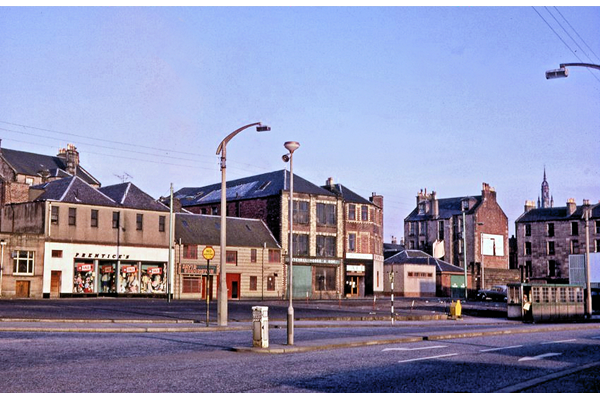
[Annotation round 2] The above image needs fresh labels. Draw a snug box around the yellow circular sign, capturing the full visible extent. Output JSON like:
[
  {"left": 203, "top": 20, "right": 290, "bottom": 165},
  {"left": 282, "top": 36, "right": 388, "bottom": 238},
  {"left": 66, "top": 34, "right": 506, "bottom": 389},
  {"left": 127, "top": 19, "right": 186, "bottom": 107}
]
[{"left": 202, "top": 246, "right": 215, "bottom": 261}]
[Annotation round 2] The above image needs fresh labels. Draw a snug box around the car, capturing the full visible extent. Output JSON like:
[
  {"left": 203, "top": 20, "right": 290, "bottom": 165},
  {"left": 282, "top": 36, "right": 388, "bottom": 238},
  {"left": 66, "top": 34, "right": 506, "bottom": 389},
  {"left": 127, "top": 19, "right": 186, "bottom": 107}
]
[{"left": 476, "top": 285, "right": 507, "bottom": 302}]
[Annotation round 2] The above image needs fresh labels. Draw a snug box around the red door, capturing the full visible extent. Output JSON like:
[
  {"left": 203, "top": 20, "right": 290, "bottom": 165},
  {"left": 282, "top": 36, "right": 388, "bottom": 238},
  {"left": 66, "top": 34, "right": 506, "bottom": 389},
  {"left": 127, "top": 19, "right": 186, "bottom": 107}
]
[{"left": 226, "top": 274, "right": 241, "bottom": 299}]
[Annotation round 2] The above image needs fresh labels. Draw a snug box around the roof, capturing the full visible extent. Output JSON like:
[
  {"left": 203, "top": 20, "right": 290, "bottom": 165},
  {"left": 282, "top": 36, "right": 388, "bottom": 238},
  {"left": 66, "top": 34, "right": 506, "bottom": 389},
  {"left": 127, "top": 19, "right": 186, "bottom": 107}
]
[
  {"left": 99, "top": 182, "right": 169, "bottom": 212},
  {"left": 30, "top": 177, "right": 116, "bottom": 206},
  {"left": 516, "top": 203, "right": 599, "bottom": 223},
  {"left": 0, "top": 147, "right": 100, "bottom": 186},
  {"left": 175, "top": 213, "right": 280, "bottom": 248},
  {"left": 405, "top": 196, "right": 482, "bottom": 222},
  {"left": 30, "top": 177, "right": 168, "bottom": 212},
  {"left": 384, "top": 250, "right": 464, "bottom": 274},
  {"left": 322, "top": 183, "right": 373, "bottom": 205},
  {"left": 175, "top": 169, "right": 335, "bottom": 207}
]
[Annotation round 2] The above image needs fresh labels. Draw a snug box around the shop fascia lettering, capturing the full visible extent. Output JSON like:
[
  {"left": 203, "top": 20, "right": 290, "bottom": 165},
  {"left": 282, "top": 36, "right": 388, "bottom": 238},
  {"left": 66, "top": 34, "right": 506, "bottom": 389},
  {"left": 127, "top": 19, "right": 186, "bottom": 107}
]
[{"left": 74, "top": 252, "right": 130, "bottom": 260}]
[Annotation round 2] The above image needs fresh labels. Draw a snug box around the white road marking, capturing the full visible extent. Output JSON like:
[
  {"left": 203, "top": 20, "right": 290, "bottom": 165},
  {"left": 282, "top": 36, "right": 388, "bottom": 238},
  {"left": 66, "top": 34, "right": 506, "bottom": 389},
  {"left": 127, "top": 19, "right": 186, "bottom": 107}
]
[
  {"left": 398, "top": 353, "right": 459, "bottom": 363},
  {"left": 518, "top": 353, "right": 562, "bottom": 362},
  {"left": 479, "top": 345, "right": 523, "bottom": 353},
  {"left": 541, "top": 339, "right": 577, "bottom": 344},
  {"left": 383, "top": 345, "right": 448, "bottom": 352}
]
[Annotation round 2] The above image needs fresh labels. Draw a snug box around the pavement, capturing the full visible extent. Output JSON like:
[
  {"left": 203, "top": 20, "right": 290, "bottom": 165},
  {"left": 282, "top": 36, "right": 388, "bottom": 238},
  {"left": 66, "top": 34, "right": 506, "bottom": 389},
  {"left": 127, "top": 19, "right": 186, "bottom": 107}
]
[{"left": 1, "top": 297, "right": 599, "bottom": 354}]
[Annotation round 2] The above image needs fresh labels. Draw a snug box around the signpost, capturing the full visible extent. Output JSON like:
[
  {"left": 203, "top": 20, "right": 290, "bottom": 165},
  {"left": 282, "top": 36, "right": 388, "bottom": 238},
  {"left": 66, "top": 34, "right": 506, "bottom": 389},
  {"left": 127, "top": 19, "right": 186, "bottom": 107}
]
[{"left": 202, "top": 246, "right": 215, "bottom": 327}]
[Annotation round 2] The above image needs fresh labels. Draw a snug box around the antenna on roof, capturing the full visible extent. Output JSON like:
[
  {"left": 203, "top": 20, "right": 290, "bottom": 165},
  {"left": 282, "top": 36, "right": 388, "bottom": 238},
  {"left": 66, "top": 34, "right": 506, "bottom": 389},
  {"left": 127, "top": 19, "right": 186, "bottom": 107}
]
[{"left": 114, "top": 172, "right": 133, "bottom": 183}]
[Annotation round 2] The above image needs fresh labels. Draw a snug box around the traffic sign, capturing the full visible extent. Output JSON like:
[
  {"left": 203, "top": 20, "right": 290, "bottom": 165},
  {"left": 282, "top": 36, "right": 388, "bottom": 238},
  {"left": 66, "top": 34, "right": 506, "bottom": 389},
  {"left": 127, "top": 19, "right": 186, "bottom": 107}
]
[{"left": 202, "top": 246, "right": 215, "bottom": 261}]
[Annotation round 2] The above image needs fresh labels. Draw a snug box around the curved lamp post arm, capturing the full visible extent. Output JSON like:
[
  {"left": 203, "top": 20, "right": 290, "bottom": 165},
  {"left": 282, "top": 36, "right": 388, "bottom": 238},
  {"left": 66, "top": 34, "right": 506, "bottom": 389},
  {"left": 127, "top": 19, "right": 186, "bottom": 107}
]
[
  {"left": 216, "top": 122, "right": 264, "bottom": 162},
  {"left": 559, "top": 63, "right": 600, "bottom": 70},
  {"left": 546, "top": 63, "right": 600, "bottom": 79}
]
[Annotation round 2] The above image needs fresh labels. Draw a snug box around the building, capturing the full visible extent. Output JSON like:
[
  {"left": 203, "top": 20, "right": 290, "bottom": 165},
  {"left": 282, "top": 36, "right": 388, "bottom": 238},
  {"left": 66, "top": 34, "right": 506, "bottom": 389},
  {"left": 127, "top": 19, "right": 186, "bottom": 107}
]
[
  {"left": 0, "top": 176, "right": 170, "bottom": 298},
  {"left": 515, "top": 198, "right": 599, "bottom": 284},
  {"left": 538, "top": 167, "right": 554, "bottom": 209},
  {"left": 175, "top": 170, "right": 344, "bottom": 299},
  {"left": 0, "top": 143, "right": 100, "bottom": 205},
  {"left": 384, "top": 250, "right": 467, "bottom": 298},
  {"left": 174, "top": 213, "right": 283, "bottom": 300},
  {"left": 321, "top": 178, "right": 384, "bottom": 297},
  {"left": 404, "top": 183, "right": 510, "bottom": 294}
]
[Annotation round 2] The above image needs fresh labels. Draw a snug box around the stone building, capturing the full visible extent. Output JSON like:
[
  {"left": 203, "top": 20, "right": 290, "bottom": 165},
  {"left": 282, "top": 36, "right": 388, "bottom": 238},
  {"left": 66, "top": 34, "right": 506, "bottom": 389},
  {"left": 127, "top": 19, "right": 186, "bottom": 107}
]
[{"left": 515, "top": 198, "right": 599, "bottom": 284}]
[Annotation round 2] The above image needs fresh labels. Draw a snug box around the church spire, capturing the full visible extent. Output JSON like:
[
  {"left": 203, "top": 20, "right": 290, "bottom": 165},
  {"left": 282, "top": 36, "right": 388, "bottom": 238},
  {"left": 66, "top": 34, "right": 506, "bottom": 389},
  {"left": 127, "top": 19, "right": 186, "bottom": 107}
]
[{"left": 540, "top": 167, "right": 551, "bottom": 208}]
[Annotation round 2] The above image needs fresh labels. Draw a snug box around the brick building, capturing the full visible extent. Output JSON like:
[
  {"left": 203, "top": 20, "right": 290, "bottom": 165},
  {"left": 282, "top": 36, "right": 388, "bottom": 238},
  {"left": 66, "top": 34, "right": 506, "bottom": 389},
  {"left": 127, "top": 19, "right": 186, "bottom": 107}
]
[
  {"left": 404, "top": 183, "right": 510, "bottom": 293},
  {"left": 175, "top": 170, "right": 345, "bottom": 299},
  {"left": 321, "top": 178, "right": 384, "bottom": 296}
]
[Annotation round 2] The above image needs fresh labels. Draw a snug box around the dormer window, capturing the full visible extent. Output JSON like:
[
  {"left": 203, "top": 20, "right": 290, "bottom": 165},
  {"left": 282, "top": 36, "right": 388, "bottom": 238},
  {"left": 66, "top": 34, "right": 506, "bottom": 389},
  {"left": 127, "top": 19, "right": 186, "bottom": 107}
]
[
  {"left": 25, "top": 177, "right": 34, "bottom": 185},
  {"left": 462, "top": 199, "right": 469, "bottom": 211},
  {"left": 418, "top": 202, "right": 426, "bottom": 215}
]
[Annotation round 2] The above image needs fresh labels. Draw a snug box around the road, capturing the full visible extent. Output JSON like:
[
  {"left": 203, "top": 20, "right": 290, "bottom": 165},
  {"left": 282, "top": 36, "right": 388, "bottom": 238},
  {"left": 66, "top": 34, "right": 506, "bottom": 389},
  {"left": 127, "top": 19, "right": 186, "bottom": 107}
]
[{"left": 1, "top": 324, "right": 599, "bottom": 392}]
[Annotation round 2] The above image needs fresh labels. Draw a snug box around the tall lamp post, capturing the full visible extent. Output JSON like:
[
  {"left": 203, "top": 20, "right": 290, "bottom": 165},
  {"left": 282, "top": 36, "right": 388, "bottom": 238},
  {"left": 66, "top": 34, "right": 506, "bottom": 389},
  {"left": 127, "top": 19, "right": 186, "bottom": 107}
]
[
  {"left": 0, "top": 239, "right": 6, "bottom": 297},
  {"left": 215, "top": 122, "right": 270, "bottom": 327},
  {"left": 546, "top": 63, "right": 600, "bottom": 317},
  {"left": 282, "top": 140, "right": 300, "bottom": 345},
  {"left": 462, "top": 206, "right": 468, "bottom": 299}
]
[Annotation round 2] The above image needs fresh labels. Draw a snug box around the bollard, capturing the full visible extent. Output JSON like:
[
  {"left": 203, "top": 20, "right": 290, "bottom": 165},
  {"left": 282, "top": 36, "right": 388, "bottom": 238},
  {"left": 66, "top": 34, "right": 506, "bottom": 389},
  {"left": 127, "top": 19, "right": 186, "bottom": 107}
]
[{"left": 252, "top": 306, "right": 269, "bottom": 348}]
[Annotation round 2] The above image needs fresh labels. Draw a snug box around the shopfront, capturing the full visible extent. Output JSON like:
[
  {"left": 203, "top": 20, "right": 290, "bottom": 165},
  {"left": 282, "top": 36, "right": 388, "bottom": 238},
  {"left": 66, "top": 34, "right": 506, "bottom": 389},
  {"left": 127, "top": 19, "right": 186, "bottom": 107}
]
[{"left": 43, "top": 243, "right": 169, "bottom": 297}]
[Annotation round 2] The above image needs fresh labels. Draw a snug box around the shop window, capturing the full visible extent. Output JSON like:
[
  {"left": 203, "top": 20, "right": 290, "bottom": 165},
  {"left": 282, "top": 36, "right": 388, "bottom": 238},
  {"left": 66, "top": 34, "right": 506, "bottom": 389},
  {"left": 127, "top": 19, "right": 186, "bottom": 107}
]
[
  {"left": 68, "top": 208, "right": 76, "bottom": 226},
  {"left": 267, "top": 275, "right": 276, "bottom": 291},
  {"left": 136, "top": 214, "right": 143, "bottom": 231},
  {"left": 182, "top": 277, "right": 201, "bottom": 293},
  {"left": 99, "top": 262, "right": 116, "bottom": 293},
  {"left": 119, "top": 264, "right": 139, "bottom": 293},
  {"left": 251, "top": 249, "right": 257, "bottom": 263},
  {"left": 293, "top": 201, "right": 309, "bottom": 225},
  {"left": 249, "top": 276, "right": 257, "bottom": 291},
  {"left": 91, "top": 209, "right": 98, "bottom": 228},
  {"left": 140, "top": 264, "right": 165, "bottom": 293},
  {"left": 51, "top": 206, "right": 59, "bottom": 225},
  {"left": 73, "top": 261, "right": 94, "bottom": 293},
  {"left": 159, "top": 216, "right": 166, "bottom": 232},
  {"left": 316, "top": 235, "right": 336, "bottom": 257},
  {"left": 315, "top": 267, "right": 336, "bottom": 291},
  {"left": 268, "top": 249, "right": 280, "bottom": 263}
]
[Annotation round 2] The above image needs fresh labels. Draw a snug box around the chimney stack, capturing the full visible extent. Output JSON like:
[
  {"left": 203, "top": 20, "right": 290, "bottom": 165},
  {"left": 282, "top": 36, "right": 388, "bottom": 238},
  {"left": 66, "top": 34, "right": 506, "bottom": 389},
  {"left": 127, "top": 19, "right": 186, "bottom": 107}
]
[
  {"left": 58, "top": 144, "right": 80, "bottom": 177},
  {"left": 566, "top": 198, "right": 577, "bottom": 216},
  {"left": 524, "top": 200, "right": 535, "bottom": 213}
]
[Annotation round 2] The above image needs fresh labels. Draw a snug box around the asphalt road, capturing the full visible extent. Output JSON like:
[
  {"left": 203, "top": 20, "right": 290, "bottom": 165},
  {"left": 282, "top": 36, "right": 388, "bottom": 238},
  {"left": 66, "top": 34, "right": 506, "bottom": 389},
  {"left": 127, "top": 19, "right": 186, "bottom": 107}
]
[{"left": 1, "top": 297, "right": 598, "bottom": 393}]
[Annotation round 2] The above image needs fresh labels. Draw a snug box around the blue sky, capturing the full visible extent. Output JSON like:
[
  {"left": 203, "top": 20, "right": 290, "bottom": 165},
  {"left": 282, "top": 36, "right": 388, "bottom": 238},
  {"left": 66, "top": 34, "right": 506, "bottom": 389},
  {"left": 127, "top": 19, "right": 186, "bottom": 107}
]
[{"left": 1, "top": 6, "right": 599, "bottom": 240}]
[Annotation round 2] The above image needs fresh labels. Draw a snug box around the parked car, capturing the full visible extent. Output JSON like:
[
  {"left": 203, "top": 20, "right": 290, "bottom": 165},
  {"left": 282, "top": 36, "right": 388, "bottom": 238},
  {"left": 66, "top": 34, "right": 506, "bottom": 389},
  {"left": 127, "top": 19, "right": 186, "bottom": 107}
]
[{"left": 476, "top": 285, "right": 507, "bottom": 302}]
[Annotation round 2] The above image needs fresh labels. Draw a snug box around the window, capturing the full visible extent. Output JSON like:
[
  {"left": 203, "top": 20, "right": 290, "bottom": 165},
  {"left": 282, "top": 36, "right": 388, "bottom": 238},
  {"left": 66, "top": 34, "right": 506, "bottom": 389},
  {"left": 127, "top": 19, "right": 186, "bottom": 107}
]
[
  {"left": 159, "top": 216, "right": 166, "bottom": 232},
  {"left": 25, "top": 177, "right": 34, "bottom": 185},
  {"left": 267, "top": 275, "right": 276, "bottom": 291},
  {"left": 68, "top": 208, "right": 76, "bottom": 226},
  {"left": 409, "top": 222, "right": 416, "bottom": 236},
  {"left": 361, "top": 205, "right": 368, "bottom": 221},
  {"left": 183, "top": 245, "right": 197, "bottom": 259},
  {"left": 462, "top": 199, "right": 469, "bottom": 211},
  {"left": 292, "top": 234, "right": 309, "bottom": 256},
  {"left": 182, "top": 277, "right": 201, "bottom": 293},
  {"left": 51, "top": 250, "right": 63, "bottom": 258},
  {"left": 596, "top": 239, "right": 600, "bottom": 253},
  {"left": 571, "top": 221, "right": 579, "bottom": 236},
  {"left": 438, "top": 221, "right": 444, "bottom": 241},
  {"left": 547, "top": 241, "right": 555, "bottom": 255},
  {"left": 13, "top": 250, "right": 35, "bottom": 275},
  {"left": 525, "top": 242, "right": 532, "bottom": 256},
  {"left": 596, "top": 221, "right": 600, "bottom": 235},
  {"left": 348, "top": 204, "right": 356, "bottom": 220},
  {"left": 226, "top": 251, "right": 237, "bottom": 265},
  {"left": 268, "top": 249, "right": 280, "bottom": 263},
  {"left": 251, "top": 249, "right": 257, "bottom": 263},
  {"left": 51, "top": 206, "right": 59, "bottom": 225},
  {"left": 547, "top": 223, "right": 554, "bottom": 237},
  {"left": 315, "top": 267, "right": 336, "bottom": 291},
  {"left": 293, "top": 201, "right": 309, "bottom": 224},
  {"left": 525, "top": 224, "right": 531, "bottom": 236},
  {"left": 249, "top": 276, "right": 258, "bottom": 291},
  {"left": 136, "top": 214, "right": 143, "bottom": 231},
  {"left": 316, "top": 235, "right": 336, "bottom": 257},
  {"left": 571, "top": 240, "right": 579, "bottom": 254},
  {"left": 525, "top": 261, "right": 532, "bottom": 278},
  {"left": 317, "top": 203, "right": 336, "bottom": 226},
  {"left": 112, "top": 212, "right": 120, "bottom": 229},
  {"left": 91, "top": 210, "right": 98, "bottom": 228},
  {"left": 348, "top": 233, "right": 356, "bottom": 252},
  {"left": 419, "top": 222, "right": 426, "bottom": 236},
  {"left": 549, "top": 260, "right": 558, "bottom": 277}
]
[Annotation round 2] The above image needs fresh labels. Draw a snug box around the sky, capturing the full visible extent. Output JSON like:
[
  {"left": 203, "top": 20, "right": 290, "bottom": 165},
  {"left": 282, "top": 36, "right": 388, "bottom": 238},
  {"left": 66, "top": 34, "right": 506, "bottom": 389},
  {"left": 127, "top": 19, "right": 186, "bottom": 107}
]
[{"left": 1, "top": 5, "right": 599, "bottom": 241}]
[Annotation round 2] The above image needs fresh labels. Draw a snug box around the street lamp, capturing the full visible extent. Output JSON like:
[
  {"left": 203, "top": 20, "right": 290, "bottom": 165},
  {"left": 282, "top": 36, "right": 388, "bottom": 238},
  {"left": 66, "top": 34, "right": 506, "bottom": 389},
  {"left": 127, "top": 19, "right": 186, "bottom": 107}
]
[
  {"left": 282, "top": 140, "right": 300, "bottom": 345},
  {"left": 545, "top": 63, "right": 600, "bottom": 79},
  {"left": 462, "top": 205, "right": 468, "bottom": 299},
  {"left": 215, "top": 122, "right": 271, "bottom": 327},
  {"left": 0, "top": 239, "right": 5, "bottom": 297}
]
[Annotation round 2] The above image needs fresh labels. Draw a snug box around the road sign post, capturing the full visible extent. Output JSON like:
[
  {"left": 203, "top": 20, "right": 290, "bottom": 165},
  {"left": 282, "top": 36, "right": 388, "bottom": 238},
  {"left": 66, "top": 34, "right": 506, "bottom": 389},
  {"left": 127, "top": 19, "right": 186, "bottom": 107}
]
[{"left": 202, "top": 246, "right": 215, "bottom": 327}]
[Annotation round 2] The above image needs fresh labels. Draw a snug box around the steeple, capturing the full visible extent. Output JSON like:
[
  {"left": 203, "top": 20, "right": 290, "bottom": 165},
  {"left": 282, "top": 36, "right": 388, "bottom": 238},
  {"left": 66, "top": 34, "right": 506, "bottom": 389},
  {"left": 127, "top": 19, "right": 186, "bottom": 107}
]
[{"left": 540, "top": 167, "right": 551, "bottom": 209}]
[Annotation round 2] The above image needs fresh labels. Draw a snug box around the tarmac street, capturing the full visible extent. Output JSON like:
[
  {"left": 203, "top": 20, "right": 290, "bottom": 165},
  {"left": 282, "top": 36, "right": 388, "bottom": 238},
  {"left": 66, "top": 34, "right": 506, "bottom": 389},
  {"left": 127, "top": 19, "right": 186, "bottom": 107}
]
[{"left": 0, "top": 297, "right": 599, "bottom": 392}]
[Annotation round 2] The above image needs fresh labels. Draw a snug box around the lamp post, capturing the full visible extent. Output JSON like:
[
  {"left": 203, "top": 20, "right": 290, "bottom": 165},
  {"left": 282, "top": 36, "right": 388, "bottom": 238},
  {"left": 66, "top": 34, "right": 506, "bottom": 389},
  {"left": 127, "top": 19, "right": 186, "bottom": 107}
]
[
  {"left": 0, "top": 239, "right": 5, "bottom": 297},
  {"left": 282, "top": 140, "right": 300, "bottom": 345},
  {"left": 462, "top": 207, "right": 468, "bottom": 299},
  {"left": 215, "top": 122, "right": 271, "bottom": 327},
  {"left": 545, "top": 63, "right": 600, "bottom": 79}
]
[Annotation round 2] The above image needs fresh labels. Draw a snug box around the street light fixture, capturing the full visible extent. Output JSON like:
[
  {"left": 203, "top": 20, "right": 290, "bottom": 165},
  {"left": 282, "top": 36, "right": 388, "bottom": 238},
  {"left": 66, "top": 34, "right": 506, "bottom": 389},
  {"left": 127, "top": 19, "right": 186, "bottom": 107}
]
[
  {"left": 545, "top": 63, "right": 600, "bottom": 79},
  {"left": 215, "top": 122, "right": 271, "bottom": 327},
  {"left": 0, "top": 239, "right": 5, "bottom": 297},
  {"left": 282, "top": 140, "right": 300, "bottom": 345}
]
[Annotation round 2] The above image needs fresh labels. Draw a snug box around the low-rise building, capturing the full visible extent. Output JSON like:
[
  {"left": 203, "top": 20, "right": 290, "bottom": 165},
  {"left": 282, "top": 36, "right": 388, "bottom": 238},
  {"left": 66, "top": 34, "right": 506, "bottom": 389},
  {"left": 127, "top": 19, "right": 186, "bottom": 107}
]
[{"left": 174, "top": 213, "right": 283, "bottom": 300}]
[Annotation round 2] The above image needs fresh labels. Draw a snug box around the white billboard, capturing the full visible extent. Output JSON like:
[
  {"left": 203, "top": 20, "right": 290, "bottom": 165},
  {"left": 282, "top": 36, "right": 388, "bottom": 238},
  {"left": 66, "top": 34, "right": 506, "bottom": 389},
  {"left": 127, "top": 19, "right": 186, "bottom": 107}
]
[{"left": 481, "top": 234, "right": 504, "bottom": 256}]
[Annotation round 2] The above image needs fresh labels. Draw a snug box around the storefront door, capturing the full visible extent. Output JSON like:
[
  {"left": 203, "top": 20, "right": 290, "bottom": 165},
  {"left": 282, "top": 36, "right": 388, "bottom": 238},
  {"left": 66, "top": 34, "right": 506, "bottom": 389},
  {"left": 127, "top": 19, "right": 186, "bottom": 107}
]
[
  {"left": 16, "top": 281, "right": 30, "bottom": 298},
  {"left": 227, "top": 274, "right": 240, "bottom": 299},
  {"left": 346, "top": 276, "right": 361, "bottom": 297},
  {"left": 50, "top": 271, "right": 61, "bottom": 298}
]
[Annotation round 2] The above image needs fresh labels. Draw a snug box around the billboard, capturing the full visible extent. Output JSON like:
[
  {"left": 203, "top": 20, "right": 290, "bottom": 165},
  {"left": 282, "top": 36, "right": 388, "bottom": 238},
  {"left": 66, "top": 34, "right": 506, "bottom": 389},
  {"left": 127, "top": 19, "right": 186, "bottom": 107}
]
[{"left": 481, "top": 234, "right": 504, "bottom": 256}]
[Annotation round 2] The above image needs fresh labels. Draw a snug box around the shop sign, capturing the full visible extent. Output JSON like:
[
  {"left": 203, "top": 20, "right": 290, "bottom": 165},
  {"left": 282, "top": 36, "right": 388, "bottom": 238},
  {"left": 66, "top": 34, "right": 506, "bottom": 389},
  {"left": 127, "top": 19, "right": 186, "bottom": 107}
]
[
  {"left": 346, "top": 264, "right": 365, "bottom": 273},
  {"left": 285, "top": 256, "right": 341, "bottom": 265},
  {"left": 101, "top": 265, "right": 114, "bottom": 274},
  {"left": 147, "top": 267, "right": 162, "bottom": 275},
  {"left": 180, "top": 264, "right": 217, "bottom": 275},
  {"left": 75, "top": 252, "right": 130, "bottom": 260},
  {"left": 122, "top": 266, "right": 137, "bottom": 273},
  {"left": 76, "top": 263, "right": 94, "bottom": 272}
]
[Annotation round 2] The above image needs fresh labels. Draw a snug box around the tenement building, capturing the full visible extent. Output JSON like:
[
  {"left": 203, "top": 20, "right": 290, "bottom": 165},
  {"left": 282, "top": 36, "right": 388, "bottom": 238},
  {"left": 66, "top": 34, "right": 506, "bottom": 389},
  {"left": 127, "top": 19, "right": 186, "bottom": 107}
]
[
  {"left": 515, "top": 198, "right": 599, "bottom": 283},
  {"left": 404, "top": 183, "right": 511, "bottom": 293}
]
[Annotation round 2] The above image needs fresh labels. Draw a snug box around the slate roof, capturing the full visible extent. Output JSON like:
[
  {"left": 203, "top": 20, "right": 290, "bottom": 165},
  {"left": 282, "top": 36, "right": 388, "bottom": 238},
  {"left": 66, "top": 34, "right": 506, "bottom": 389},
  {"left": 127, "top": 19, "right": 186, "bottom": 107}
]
[
  {"left": 515, "top": 203, "right": 599, "bottom": 223},
  {"left": 175, "top": 169, "right": 335, "bottom": 207},
  {"left": 405, "top": 196, "right": 482, "bottom": 222},
  {"left": 383, "top": 242, "right": 406, "bottom": 259},
  {"left": 30, "top": 177, "right": 169, "bottom": 212},
  {"left": 0, "top": 147, "right": 100, "bottom": 186},
  {"left": 99, "top": 182, "right": 169, "bottom": 212},
  {"left": 384, "top": 250, "right": 464, "bottom": 274},
  {"left": 30, "top": 177, "right": 116, "bottom": 206},
  {"left": 175, "top": 213, "right": 280, "bottom": 248},
  {"left": 322, "top": 183, "right": 374, "bottom": 205}
]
